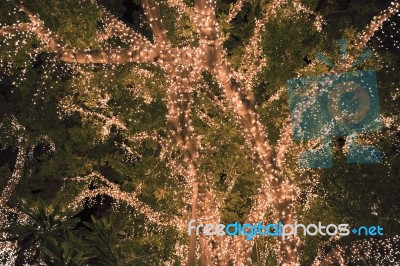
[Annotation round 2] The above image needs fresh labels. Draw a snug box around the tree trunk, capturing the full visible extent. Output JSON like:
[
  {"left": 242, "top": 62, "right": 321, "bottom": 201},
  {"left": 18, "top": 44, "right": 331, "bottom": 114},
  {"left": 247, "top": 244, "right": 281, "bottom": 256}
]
[{"left": 188, "top": 181, "right": 199, "bottom": 266}]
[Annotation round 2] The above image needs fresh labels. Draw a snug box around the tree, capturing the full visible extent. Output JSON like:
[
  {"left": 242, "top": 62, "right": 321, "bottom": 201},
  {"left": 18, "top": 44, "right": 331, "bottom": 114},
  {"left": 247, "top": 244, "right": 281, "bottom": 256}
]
[{"left": 0, "top": 0, "right": 399, "bottom": 265}]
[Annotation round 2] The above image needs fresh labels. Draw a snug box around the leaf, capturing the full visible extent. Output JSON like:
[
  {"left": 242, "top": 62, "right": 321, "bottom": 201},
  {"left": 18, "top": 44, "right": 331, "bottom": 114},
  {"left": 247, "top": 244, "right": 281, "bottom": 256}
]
[
  {"left": 173, "top": 256, "right": 181, "bottom": 266},
  {"left": 41, "top": 246, "right": 58, "bottom": 260},
  {"left": 82, "top": 221, "right": 95, "bottom": 230},
  {"left": 62, "top": 242, "right": 70, "bottom": 261},
  {"left": 71, "top": 252, "right": 84, "bottom": 264}
]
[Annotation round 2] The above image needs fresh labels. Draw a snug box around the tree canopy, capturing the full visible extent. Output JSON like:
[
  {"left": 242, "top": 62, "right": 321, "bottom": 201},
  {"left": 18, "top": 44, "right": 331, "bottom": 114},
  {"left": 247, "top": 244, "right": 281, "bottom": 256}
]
[{"left": 0, "top": 0, "right": 399, "bottom": 265}]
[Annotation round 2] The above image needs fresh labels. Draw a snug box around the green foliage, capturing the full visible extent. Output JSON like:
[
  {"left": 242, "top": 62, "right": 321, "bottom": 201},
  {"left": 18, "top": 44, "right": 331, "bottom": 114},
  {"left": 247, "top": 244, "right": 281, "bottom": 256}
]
[
  {"left": 82, "top": 213, "right": 127, "bottom": 265},
  {"left": 0, "top": 0, "right": 399, "bottom": 264},
  {"left": 25, "top": 0, "right": 101, "bottom": 48},
  {"left": 1, "top": 199, "right": 85, "bottom": 265}
]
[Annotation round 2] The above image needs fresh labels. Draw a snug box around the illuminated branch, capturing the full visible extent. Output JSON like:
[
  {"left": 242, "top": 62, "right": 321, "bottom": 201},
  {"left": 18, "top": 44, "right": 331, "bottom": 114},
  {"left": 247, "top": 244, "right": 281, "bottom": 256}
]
[
  {"left": 227, "top": 0, "right": 244, "bottom": 23},
  {"left": 0, "top": 147, "right": 26, "bottom": 208},
  {"left": 210, "top": 32, "right": 300, "bottom": 266},
  {"left": 0, "top": 23, "right": 33, "bottom": 36},
  {"left": 166, "top": 74, "right": 203, "bottom": 265},
  {"left": 213, "top": 64, "right": 275, "bottom": 220},
  {"left": 61, "top": 46, "right": 198, "bottom": 64},
  {"left": 166, "top": 0, "right": 190, "bottom": 14},
  {"left": 2, "top": 0, "right": 399, "bottom": 264},
  {"left": 77, "top": 0, "right": 152, "bottom": 46},
  {"left": 353, "top": 1, "right": 400, "bottom": 52},
  {"left": 70, "top": 172, "right": 184, "bottom": 228},
  {"left": 262, "top": 86, "right": 285, "bottom": 108},
  {"left": 126, "top": 131, "right": 158, "bottom": 143},
  {"left": 92, "top": 1, "right": 152, "bottom": 47},
  {"left": 192, "top": 0, "right": 300, "bottom": 262},
  {"left": 167, "top": 79, "right": 200, "bottom": 184},
  {"left": 196, "top": 109, "right": 217, "bottom": 127},
  {"left": 237, "top": 0, "right": 323, "bottom": 93},
  {"left": 275, "top": 118, "right": 292, "bottom": 172},
  {"left": 0, "top": 206, "right": 19, "bottom": 264},
  {"left": 165, "top": 0, "right": 194, "bottom": 44},
  {"left": 60, "top": 98, "right": 127, "bottom": 140},
  {"left": 4, "top": 2, "right": 197, "bottom": 67},
  {"left": 199, "top": 81, "right": 227, "bottom": 111},
  {"left": 313, "top": 236, "right": 400, "bottom": 265},
  {"left": 16, "top": 4, "right": 63, "bottom": 50},
  {"left": 3, "top": 4, "right": 166, "bottom": 64},
  {"left": 142, "top": 0, "right": 170, "bottom": 45},
  {"left": 212, "top": 69, "right": 291, "bottom": 260},
  {"left": 59, "top": 47, "right": 161, "bottom": 64},
  {"left": 194, "top": 0, "right": 220, "bottom": 65},
  {"left": 167, "top": 73, "right": 222, "bottom": 264},
  {"left": 238, "top": 0, "right": 286, "bottom": 93},
  {"left": 212, "top": 56, "right": 301, "bottom": 265},
  {"left": 159, "top": 138, "right": 192, "bottom": 182},
  {"left": 194, "top": 0, "right": 275, "bottom": 179},
  {"left": 197, "top": 183, "right": 224, "bottom": 263},
  {"left": 292, "top": 0, "right": 325, "bottom": 31}
]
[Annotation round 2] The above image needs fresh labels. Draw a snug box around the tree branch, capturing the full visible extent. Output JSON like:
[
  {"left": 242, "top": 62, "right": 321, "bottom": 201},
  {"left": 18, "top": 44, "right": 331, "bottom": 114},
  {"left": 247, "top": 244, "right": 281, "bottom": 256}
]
[
  {"left": 58, "top": 46, "right": 161, "bottom": 64},
  {"left": 142, "top": 0, "right": 170, "bottom": 45},
  {"left": 227, "top": 0, "right": 244, "bottom": 23},
  {"left": 0, "top": 19, "right": 160, "bottom": 64},
  {"left": 60, "top": 98, "right": 127, "bottom": 140},
  {"left": 0, "top": 147, "right": 26, "bottom": 208},
  {"left": 166, "top": 0, "right": 190, "bottom": 14},
  {"left": 2, "top": 3, "right": 170, "bottom": 64},
  {"left": 194, "top": 0, "right": 221, "bottom": 69},
  {"left": 275, "top": 118, "right": 292, "bottom": 172},
  {"left": 91, "top": 0, "right": 152, "bottom": 47},
  {"left": 352, "top": 1, "right": 400, "bottom": 55},
  {"left": 199, "top": 79, "right": 227, "bottom": 111},
  {"left": 0, "top": 23, "right": 33, "bottom": 36},
  {"left": 16, "top": 4, "right": 63, "bottom": 50},
  {"left": 70, "top": 172, "right": 183, "bottom": 228},
  {"left": 292, "top": 0, "right": 325, "bottom": 31},
  {"left": 238, "top": 0, "right": 286, "bottom": 87},
  {"left": 166, "top": 73, "right": 203, "bottom": 265},
  {"left": 313, "top": 236, "right": 400, "bottom": 265}
]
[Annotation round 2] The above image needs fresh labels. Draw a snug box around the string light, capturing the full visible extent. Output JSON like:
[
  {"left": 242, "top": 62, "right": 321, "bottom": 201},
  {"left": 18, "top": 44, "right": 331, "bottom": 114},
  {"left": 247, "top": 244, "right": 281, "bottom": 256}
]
[{"left": 0, "top": 0, "right": 398, "bottom": 264}]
